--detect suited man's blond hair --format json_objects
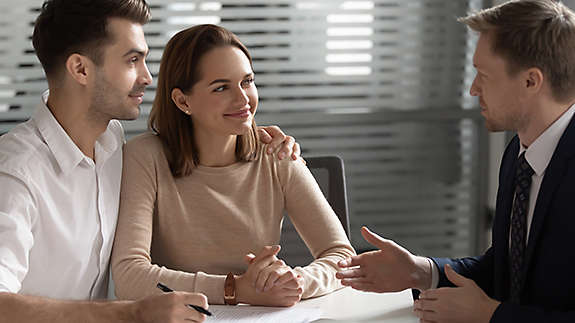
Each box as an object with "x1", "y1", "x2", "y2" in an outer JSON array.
[{"x1": 460, "y1": 0, "x2": 575, "y2": 103}]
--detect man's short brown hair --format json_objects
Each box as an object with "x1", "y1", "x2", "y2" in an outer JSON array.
[
  {"x1": 32, "y1": 0, "x2": 151, "y2": 79},
  {"x1": 459, "y1": 0, "x2": 575, "y2": 102}
]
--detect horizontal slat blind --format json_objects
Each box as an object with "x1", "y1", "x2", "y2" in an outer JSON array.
[{"x1": 0, "y1": 0, "x2": 487, "y2": 258}]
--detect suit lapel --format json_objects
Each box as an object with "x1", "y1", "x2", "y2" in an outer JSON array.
[
  {"x1": 521, "y1": 115, "x2": 575, "y2": 289},
  {"x1": 493, "y1": 136, "x2": 519, "y2": 299}
]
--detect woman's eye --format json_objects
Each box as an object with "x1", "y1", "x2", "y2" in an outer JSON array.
[
  {"x1": 242, "y1": 78, "x2": 254, "y2": 87},
  {"x1": 130, "y1": 57, "x2": 139, "y2": 64},
  {"x1": 213, "y1": 85, "x2": 227, "y2": 92}
]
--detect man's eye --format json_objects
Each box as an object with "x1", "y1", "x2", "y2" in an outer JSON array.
[
  {"x1": 213, "y1": 85, "x2": 227, "y2": 92},
  {"x1": 130, "y1": 57, "x2": 139, "y2": 63}
]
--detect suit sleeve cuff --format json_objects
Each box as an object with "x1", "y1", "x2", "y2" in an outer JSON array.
[{"x1": 428, "y1": 258, "x2": 439, "y2": 290}]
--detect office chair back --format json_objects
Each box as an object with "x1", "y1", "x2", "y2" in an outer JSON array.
[{"x1": 279, "y1": 155, "x2": 350, "y2": 267}]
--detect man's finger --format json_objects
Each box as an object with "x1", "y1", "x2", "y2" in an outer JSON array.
[
  {"x1": 420, "y1": 287, "x2": 448, "y2": 300},
  {"x1": 444, "y1": 264, "x2": 469, "y2": 288},
  {"x1": 413, "y1": 308, "x2": 438, "y2": 322},
  {"x1": 337, "y1": 256, "x2": 363, "y2": 268},
  {"x1": 181, "y1": 293, "x2": 209, "y2": 322},
  {"x1": 335, "y1": 267, "x2": 364, "y2": 279},
  {"x1": 260, "y1": 126, "x2": 286, "y2": 154},
  {"x1": 257, "y1": 127, "x2": 273, "y2": 144},
  {"x1": 414, "y1": 298, "x2": 437, "y2": 312},
  {"x1": 360, "y1": 226, "x2": 388, "y2": 250},
  {"x1": 276, "y1": 135, "x2": 295, "y2": 160},
  {"x1": 292, "y1": 142, "x2": 301, "y2": 160},
  {"x1": 245, "y1": 253, "x2": 256, "y2": 264},
  {"x1": 340, "y1": 277, "x2": 372, "y2": 285},
  {"x1": 184, "y1": 293, "x2": 209, "y2": 308}
]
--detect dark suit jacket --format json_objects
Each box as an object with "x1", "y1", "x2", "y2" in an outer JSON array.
[{"x1": 431, "y1": 115, "x2": 575, "y2": 322}]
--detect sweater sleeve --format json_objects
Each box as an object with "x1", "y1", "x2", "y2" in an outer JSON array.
[
  {"x1": 278, "y1": 158, "x2": 356, "y2": 299},
  {"x1": 110, "y1": 136, "x2": 226, "y2": 304}
]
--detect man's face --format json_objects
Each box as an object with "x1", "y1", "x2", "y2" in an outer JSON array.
[
  {"x1": 89, "y1": 18, "x2": 152, "y2": 121},
  {"x1": 470, "y1": 32, "x2": 527, "y2": 132}
]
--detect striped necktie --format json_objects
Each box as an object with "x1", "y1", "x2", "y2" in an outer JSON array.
[{"x1": 509, "y1": 152, "x2": 534, "y2": 303}]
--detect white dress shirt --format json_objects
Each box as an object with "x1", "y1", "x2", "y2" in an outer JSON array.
[
  {"x1": 519, "y1": 104, "x2": 575, "y2": 242},
  {"x1": 427, "y1": 103, "x2": 575, "y2": 290},
  {"x1": 0, "y1": 92, "x2": 124, "y2": 300}
]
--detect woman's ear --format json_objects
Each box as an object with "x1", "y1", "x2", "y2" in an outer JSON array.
[{"x1": 171, "y1": 88, "x2": 191, "y2": 115}]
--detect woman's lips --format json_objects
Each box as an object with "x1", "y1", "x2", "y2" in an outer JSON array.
[{"x1": 224, "y1": 109, "x2": 251, "y2": 118}]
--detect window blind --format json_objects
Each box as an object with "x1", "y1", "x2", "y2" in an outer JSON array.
[{"x1": 0, "y1": 0, "x2": 487, "y2": 257}]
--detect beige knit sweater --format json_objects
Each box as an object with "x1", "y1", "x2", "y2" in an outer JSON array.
[{"x1": 111, "y1": 133, "x2": 355, "y2": 304}]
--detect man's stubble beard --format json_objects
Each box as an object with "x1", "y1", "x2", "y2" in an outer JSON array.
[{"x1": 89, "y1": 71, "x2": 142, "y2": 122}]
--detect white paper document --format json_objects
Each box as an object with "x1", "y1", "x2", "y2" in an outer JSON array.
[{"x1": 206, "y1": 305, "x2": 322, "y2": 323}]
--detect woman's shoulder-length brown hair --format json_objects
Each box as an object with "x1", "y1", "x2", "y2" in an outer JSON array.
[{"x1": 149, "y1": 24, "x2": 259, "y2": 177}]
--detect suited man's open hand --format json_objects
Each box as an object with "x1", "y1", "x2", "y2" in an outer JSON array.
[{"x1": 336, "y1": 226, "x2": 432, "y2": 292}]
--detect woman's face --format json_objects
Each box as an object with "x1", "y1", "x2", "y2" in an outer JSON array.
[{"x1": 185, "y1": 46, "x2": 258, "y2": 138}]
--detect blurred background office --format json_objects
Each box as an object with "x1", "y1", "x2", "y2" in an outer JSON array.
[{"x1": 2, "y1": 0, "x2": 573, "y2": 258}]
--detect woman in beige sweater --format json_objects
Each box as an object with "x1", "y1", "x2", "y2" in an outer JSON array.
[{"x1": 111, "y1": 24, "x2": 355, "y2": 307}]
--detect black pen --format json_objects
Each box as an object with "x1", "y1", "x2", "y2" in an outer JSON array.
[{"x1": 156, "y1": 282, "x2": 213, "y2": 316}]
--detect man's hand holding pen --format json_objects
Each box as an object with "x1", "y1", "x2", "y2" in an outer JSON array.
[
  {"x1": 157, "y1": 282, "x2": 212, "y2": 317},
  {"x1": 133, "y1": 287, "x2": 209, "y2": 323}
]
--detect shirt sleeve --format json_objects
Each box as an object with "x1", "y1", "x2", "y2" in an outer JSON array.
[
  {"x1": 278, "y1": 158, "x2": 356, "y2": 299},
  {"x1": 111, "y1": 140, "x2": 227, "y2": 304},
  {"x1": 428, "y1": 258, "x2": 439, "y2": 290},
  {"x1": 0, "y1": 170, "x2": 36, "y2": 293}
]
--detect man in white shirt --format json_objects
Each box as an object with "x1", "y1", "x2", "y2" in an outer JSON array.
[
  {"x1": 0, "y1": 0, "x2": 298, "y2": 322},
  {"x1": 337, "y1": 1, "x2": 575, "y2": 322}
]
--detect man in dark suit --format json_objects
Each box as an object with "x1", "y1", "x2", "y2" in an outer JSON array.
[{"x1": 336, "y1": 1, "x2": 575, "y2": 322}]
